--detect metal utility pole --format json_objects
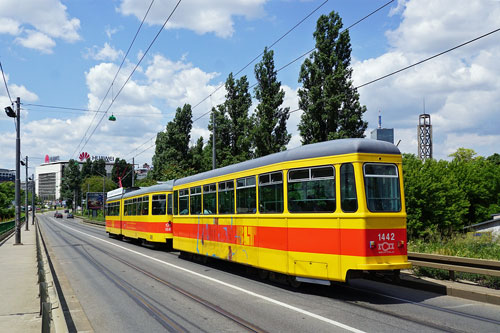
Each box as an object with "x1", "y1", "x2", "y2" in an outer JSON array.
[
  {"x1": 131, "y1": 157, "x2": 134, "y2": 187},
  {"x1": 102, "y1": 175, "x2": 105, "y2": 219},
  {"x1": 31, "y1": 174, "x2": 35, "y2": 225},
  {"x1": 15, "y1": 97, "x2": 21, "y2": 244},
  {"x1": 24, "y1": 156, "x2": 29, "y2": 231},
  {"x1": 212, "y1": 111, "x2": 216, "y2": 170}
]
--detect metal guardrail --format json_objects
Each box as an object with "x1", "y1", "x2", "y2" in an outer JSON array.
[
  {"x1": 408, "y1": 252, "x2": 500, "y2": 280},
  {"x1": 0, "y1": 216, "x2": 25, "y2": 241}
]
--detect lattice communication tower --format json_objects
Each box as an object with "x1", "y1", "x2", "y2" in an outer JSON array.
[{"x1": 417, "y1": 114, "x2": 432, "y2": 160}]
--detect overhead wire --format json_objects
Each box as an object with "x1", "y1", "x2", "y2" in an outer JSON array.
[
  {"x1": 0, "y1": 60, "x2": 13, "y2": 105},
  {"x1": 71, "y1": 0, "x2": 157, "y2": 159},
  {"x1": 192, "y1": 0, "x2": 395, "y2": 124},
  {"x1": 355, "y1": 26, "x2": 500, "y2": 89},
  {"x1": 123, "y1": 0, "x2": 331, "y2": 160},
  {"x1": 22, "y1": 104, "x2": 172, "y2": 118},
  {"x1": 128, "y1": 0, "x2": 396, "y2": 159},
  {"x1": 76, "y1": 0, "x2": 182, "y2": 157}
]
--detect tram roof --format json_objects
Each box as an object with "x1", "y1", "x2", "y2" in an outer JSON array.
[
  {"x1": 175, "y1": 138, "x2": 400, "y2": 186},
  {"x1": 122, "y1": 180, "x2": 175, "y2": 199}
]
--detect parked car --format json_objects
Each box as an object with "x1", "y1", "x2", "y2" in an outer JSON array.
[
  {"x1": 67, "y1": 213, "x2": 74, "y2": 219},
  {"x1": 55, "y1": 212, "x2": 63, "y2": 218},
  {"x1": 64, "y1": 209, "x2": 69, "y2": 213},
  {"x1": 54, "y1": 211, "x2": 59, "y2": 217}
]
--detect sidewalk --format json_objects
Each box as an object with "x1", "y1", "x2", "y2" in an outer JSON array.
[{"x1": 0, "y1": 221, "x2": 41, "y2": 333}]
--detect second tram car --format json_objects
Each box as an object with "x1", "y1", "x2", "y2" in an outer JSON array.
[{"x1": 105, "y1": 181, "x2": 175, "y2": 245}]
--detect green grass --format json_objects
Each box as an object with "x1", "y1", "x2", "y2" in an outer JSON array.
[{"x1": 408, "y1": 233, "x2": 500, "y2": 289}]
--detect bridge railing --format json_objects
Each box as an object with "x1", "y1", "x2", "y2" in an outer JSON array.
[{"x1": 408, "y1": 252, "x2": 500, "y2": 280}]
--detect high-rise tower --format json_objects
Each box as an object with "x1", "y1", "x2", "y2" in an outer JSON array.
[{"x1": 418, "y1": 113, "x2": 432, "y2": 160}]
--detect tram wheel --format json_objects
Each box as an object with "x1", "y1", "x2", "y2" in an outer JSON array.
[
  {"x1": 258, "y1": 269, "x2": 269, "y2": 280},
  {"x1": 287, "y1": 276, "x2": 302, "y2": 288}
]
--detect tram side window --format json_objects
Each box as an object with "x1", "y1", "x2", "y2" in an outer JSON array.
[
  {"x1": 179, "y1": 189, "x2": 189, "y2": 215},
  {"x1": 167, "y1": 194, "x2": 173, "y2": 215},
  {"x1": 218, "y1": 180, "x2": 234, "y2": 214},
  {"x1": 142, "y1": 196, "x2": 149, "y2": 215},
  {"x1": 237, "y1": 176, "x2": 256, "y2": 214},
  {"x1": 190, "y1": 186, "x2": 202, "y2": 215},
  {"x1": 341, "y1": 163, "x2": 358, "y2": 212},
  {"x1": 259, "y1": 172, "x2": 283, "y2": 213},
  {"x1": 203, "y1": 184, "x2": 216, "y2": 214},
  {"x1": 115, "y1": 203, "x2": 120, "y2": 216},
  {"x1": 287, "y1": 166, "x2": 336, "y2": 213},
  {"x1": 152, "y1": 194, "x2": 166, "y2": 215},
  {"x1": 364, "y1": 163, "x2": 401, "y2": 212},
  {"x1": 174, "y1": 191, "x2": 178, "y2": 215}
]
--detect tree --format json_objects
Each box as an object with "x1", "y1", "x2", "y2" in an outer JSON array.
[
  {"x1": 298, "y1": 11, "x2": 367, "y2": 144},
  {"x1": 80, "y1": 159, "x2": 93, "y2": 180},
  {"x1": 81, "y1": 176, "x2": 116, "y2": 196},
  {"x1": 152, "y1": 104, "x2": 194, "y2": 180},
  {"x1": 0, "y1": 181, "x2": 15, "y2": 220},
  {"x1": 252, "y1": 47, "x2": 290, "y2": 157},
  {"x1": 402, "y1": 154, "x2": 468, "y2": 239},
  {"x1": 60, "y1": 159, "x2": 82, "y2": 209},
  {"x1": 111, "y1": 158, "x2": 134, "y2": 187},
  {"x1": 206, "y1": 73, "x2": 253, "y2": 168},
  {"x1": 189, "y1": 136, "x2": 206, "y2": 173},
  {"x1": 92, "y1": 159, "x2": 107, "y2": 177},
  {"x1": 205, "y1": 105, "x2": 232, "y2": 168},
  {"x1": 486, "y1": 153, "x2": 500, "y2": 165}
]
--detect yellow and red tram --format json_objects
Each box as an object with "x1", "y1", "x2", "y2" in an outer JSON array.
[
  {"x1": 105, "y1": 181, "x2": 174, "y2": 245},
  {"x1": 171, "y1": 138, "x2": 411, "y2": 283}
]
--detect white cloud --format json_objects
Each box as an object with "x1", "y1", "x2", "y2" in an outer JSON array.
[
  {"x1": 118, "y1": 0, "x2": 267, "y2": 38},
  {"x1": 84, "y1": 43, "x2": 124, "y2": 61},
  {"x1": 15, "y1": 30, "x2": 56, "y2": 54},
  {"x1": 0, "y1": 17, "x2": 21, "y2": 35},
  {"x1": 352, "y1": 0, "x2": 500, "y2": 160},
  {"x1": 0, "y1": 0, "x2": 80, "y2": 52}
]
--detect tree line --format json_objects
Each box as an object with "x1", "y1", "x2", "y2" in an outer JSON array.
[{"x1": 403, "y1": 150, "x2": 500, "y2": 240}]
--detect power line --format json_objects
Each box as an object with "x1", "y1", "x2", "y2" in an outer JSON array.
[
  {"x1": 22, "y1": 104, "x2": 172, "y2": 118},
  {"x1": 191, "y1": 0, "x2": 331, "y2": 115},
  {"x1": 0, "y1": 60, "x2": 13, "y2": 105},
  {"x1": 192, "y1": 0, "x2": 395, "y2": 124},
  {"x1": 72, "y1": 0, "x2": 157, "y2": 159},
  {"x1": 77, "y1": 0, "x2": 182, "y2": 157},
  {"x1": 355, "y1": 27, "x2": 500, "y2": 89}
]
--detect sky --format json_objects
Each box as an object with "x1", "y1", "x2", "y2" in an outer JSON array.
[{"x1": 1, "y1": 0, "x2": 499, "y2": 179}]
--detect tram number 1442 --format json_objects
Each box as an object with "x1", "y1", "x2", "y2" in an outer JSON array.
[{"x1": 378, "y1": 233, "x2": 395, "y2": 241}]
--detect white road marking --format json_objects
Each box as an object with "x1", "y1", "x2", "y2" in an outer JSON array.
[{"x1": 51, "y1": 219, "x2": 365, "y2": 333}]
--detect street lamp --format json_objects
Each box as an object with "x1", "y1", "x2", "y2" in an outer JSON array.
[{"x1": 5, "y1": 97, "x2": 21, "y2": 244}]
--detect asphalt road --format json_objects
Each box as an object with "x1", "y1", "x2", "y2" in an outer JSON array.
[{"x1": 38, "y1": 213, "x2": 500, "y2": 333}]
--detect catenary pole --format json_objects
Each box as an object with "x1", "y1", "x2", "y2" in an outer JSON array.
[
  {"x1": 14, "y1": 97, "x2": 21, "y2": 244},
  {"x1": 25, "y1": 156, "x2": 28, "y2": 231},
  {"x1": 31, "y1": 174, "x2": 35, "y2": 225}
]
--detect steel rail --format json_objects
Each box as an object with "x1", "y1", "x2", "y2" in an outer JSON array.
[
  {"x1": 46, "y1": 217, "x2": 266, "y2": 333},
  {"x1": 408, "y1": 252, "x2": 500, "y2": 279}
]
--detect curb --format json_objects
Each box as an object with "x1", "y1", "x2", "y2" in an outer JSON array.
[
  {"x1": 38, "y1": 215, "x2": 95, "y2": 332},
  {"x1": 398, "y1": 272, "x2": 500, "y2": 306},
  {"x1": 36, "y1": 218, "x2": 68, "y2": 332}
]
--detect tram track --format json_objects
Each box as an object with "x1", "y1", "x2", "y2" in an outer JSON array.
[
  {"x1": 44, "y1": 216, "x2": 500, "y2": 332},
  {"x1": 42, "y1": 217, "x2": 266, "y2": 332}
]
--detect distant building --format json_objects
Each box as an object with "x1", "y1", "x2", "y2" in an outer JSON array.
[
  {"x1": 35, "y1": 160, "x2": 115, "y2": 202},
  {"x1": 370, "y1": 111, "x2": 394, "y2": 144},
  {"x1": 135, "y1": 163, "x2": 151, "y2": 180},
  {"x1": 371, "y1": 128, "x2": 394, "y2": 144},
  {"x1": 0, "y1": 168, "x2": 15, "y2": 183},
  {"x1": 464, "y1": 214, "x2": 500, "y2": 238}
]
